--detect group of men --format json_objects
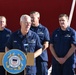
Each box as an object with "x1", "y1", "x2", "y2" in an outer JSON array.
[{"x1": 0, "y1": 11, "x2": 76, "y2": 75}]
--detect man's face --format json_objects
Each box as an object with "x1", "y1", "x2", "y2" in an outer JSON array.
[
  {"x1": 59, "y1": 16, "x2": 68, "y2": 29},
  {"x1": 0, "y1": 17, "x2": 6, "y2": 29},
  {"x1": 30, "y1": 14, "x2": 39, "y2": 26},
  {"x1": 20, "y1": 17, "x2": 31, "y2": 32}
]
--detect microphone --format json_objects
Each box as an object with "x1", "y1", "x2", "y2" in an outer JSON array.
[{"x1": 24, "y1": 44, "x2": 28, "y2": 55}]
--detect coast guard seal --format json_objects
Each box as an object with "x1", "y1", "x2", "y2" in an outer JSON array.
[{"x1": 2, "y1": 49, "x2": 27, "y2": 74}]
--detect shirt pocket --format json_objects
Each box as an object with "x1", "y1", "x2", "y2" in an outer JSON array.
[
  {"x1": 38, "y1": 33, "x2": 44, "y2": 41},
  {"x1": 54, "y1": 36, "x2": 60, "y2": 44},
  {"x1": 13, "y1": 41, "x2": 21, "y2": 49},
  {"x1": 28, "y1": 42, "x2": 36, "y2": 52},
  {"x1": 64, "y1": 37, "x2": 71, "y2": 44}
]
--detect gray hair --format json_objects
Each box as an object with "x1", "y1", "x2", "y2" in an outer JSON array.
[{"x1": 20, "y1": 14, "x2": 31, "y2": 22}]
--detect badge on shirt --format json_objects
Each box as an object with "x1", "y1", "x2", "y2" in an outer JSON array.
[
  {"x1": 28, "y1": 39, "x2": 36, "y2": 43},
  {"x1": 65, "y1": 34, "x2": 71, "y2": 37},
  {"x1": 55, "y1": 34, "x2": 58, "y2": 37},
  {"x1": 6, "y1": 34, "x2": 10, "y2": 37},
  {"x1": 38, "y1": 32, "x2": 44, "y2": 35}
]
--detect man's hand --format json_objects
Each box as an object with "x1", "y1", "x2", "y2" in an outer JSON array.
[{"x1": 56, "y1": 57, "x2": 67, "y2": 64}]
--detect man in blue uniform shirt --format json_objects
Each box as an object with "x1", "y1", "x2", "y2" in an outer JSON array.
[
  {"x1": 0, "y1": 16, "x2": 12, "y2": 75},
  {"x1": 30, "y1": 11, "x2": 50, "y2": 75},
  {"x1": 50, "y1": 14, "x2": 76, "y2": 75},
  {"x1": 5, "y1": 14, "x2": 42, "y2": 75}
]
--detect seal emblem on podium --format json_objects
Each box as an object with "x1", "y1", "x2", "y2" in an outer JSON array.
[{"x1": 2, "y1": 49, "x2": 27, "y2": 74}]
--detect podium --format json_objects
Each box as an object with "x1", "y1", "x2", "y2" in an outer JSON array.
[{"x1": 0, "y1": 51, "x2": 34, "y2": 75}]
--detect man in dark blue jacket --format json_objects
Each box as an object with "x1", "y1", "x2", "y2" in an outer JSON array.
[
  {"x1": 50, "y1": 14, "x2": 76, "y2": 75},
  {"x1": 30, "y1": 11, "x2": 50, "y2": 75},
  {"x1": 0, "y1": 16, "x2": 12, "y2": 75},
  {"x1": 5, "y1": 14, "x2": 42, "y2": 75}
]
